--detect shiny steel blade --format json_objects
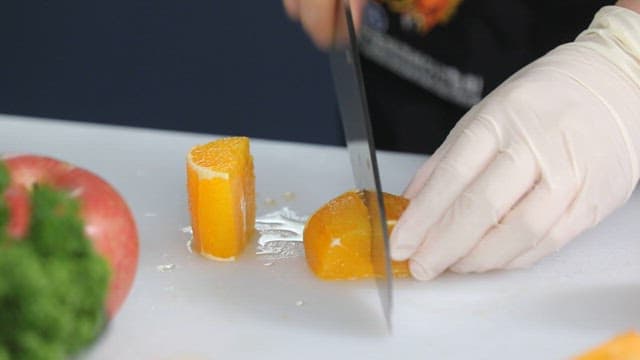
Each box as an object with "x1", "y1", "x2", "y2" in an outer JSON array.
[{"x1": 329, "y1": 0, "x2": 393, "y2": 331}]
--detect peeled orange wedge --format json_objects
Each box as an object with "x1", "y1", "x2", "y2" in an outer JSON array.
[
  {"x1": 303, "y1": 190, "x2": 409, "y2": 280},
  {"x1": 575, "y1": 332, "x2": 640, "y2": 360},
  {"x1": 186, "y1": 137, "x2": 255, "y2": 261}
]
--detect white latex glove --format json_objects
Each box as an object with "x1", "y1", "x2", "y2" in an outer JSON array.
[{"x1": 390, "y1": 6, "x2": 640, "y2": 280}]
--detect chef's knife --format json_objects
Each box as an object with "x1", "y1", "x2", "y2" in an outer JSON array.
[{"x1": 328, "y1": 1, "x2": 393, "y2": 331}]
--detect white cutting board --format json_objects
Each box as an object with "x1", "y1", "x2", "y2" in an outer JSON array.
[{"x1": 2, "y1": 114, "x2": 640, "y2": 360}]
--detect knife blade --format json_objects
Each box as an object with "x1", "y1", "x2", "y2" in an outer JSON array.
[{"x1": 328, "y1": 0, "x2": 393, "y2": 331}]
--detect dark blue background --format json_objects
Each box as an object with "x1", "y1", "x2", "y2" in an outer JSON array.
[{"x1": 0, "y1": 1, "x2": 343, "y2": 145}]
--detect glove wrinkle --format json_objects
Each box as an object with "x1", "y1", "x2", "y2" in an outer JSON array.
[{"x1": 543, "y1": 62, "x2": 639, "y2": 193}]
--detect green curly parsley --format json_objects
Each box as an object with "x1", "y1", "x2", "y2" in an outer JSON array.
[
  {"x1": 0, "y1": 162, "x2": 9, "y2": 246},
  {"x1": 0, "y1": 161, "x2": 111, "y2": 360}
]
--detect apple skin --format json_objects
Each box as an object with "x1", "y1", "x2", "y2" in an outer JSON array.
[{"x1": 2, "y1": 154, "x2": 139, "y2": 318}]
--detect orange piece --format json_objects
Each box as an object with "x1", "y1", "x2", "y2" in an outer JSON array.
[
  {"x1": 575, "y1": 332, "x2": 640, "y2": 360},
  {"x1": 186, "y1": 137, "x2": 255, "y2": 261},
  {"x1": 303, "y1": 190, "x2": 409, "y2": 279}
]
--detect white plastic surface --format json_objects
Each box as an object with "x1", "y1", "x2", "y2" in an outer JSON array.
[{"x1": 2, "y1": 114, "x2": 640, "y2": 359}]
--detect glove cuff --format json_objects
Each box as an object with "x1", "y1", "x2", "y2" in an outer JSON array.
[
  {"x1": 577, "y1": 6, "x2": 640, "y2": 90},
  {"x1": 572, "y1": 6, "x2": 640, "y2": 193}
]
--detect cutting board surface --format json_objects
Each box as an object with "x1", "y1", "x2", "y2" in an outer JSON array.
[{"x1": 2, "y1": 115, "x2": 640, "y2": 359}]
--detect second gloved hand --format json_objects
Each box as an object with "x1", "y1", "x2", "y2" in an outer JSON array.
[{"x1": 390, "y1": 6, "x2": 640, "y2": 280}]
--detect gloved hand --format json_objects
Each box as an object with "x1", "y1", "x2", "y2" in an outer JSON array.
[
  {"x1": 282, "y1": 0, "x2": 367, "y2": 49},
  {"x1": 390, "y1": 5, "x2": 640, "y2": 280}
]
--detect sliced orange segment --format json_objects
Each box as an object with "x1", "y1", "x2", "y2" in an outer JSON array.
[
  {"x1": 303, "y1": 190, "x2": 409, "y2": 280},
  {"x1": 575, "y1": 332, "x2": 640, "y2": 360},
  {"x1": 186, "y1": 137, "x2": 255, "y2": 261}
]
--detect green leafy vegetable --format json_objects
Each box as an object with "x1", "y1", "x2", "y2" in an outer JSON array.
[
  {"x1": 0, "y1": 162, "x2": 9, "y2": 245},
  {"x1": 0, "y1": 167, "x2": 111, "y2": 360},
  {"x1": 0, "y1": 161, "x2": 8, "y2": 192}
]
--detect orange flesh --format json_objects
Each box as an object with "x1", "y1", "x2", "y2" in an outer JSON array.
[
  {"x1": 186, "y1": 137, "x2": 255, "y2": 260},
  {"x1": 303, "y1": 190, "x2": 409, "y2": 279},
  {"x1": 575, "y1": 332, "x2": 640, "y2": 360}
]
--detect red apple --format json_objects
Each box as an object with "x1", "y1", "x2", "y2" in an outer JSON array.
[{"x1": 2, "y1": 154, "x2": 139, "y2": 318}]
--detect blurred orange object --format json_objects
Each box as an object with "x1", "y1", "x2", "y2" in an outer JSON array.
[
  {"x1": 303, "y1": 190, "x2": 409, "y2": 279},
  {"x1": 575, "y1": 332, "x2": 640, "y2": 360},
  {"x1": 383, "y1": 0, "x2": 463, "y2": 33},
  {"x1": 186, "y1": 137, "x2": 255, "y2": 260}
]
